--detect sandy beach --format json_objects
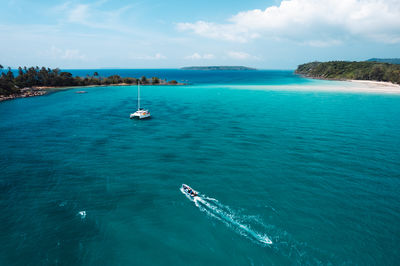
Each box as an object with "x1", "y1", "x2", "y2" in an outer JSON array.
[
  {"x1": 232, "y1": 80, "x2": 400, "y2": 94},
  {"x1": 349, "y1": 80, "x2": 400, "y2": 91},
  {"x1": 2, "y1": 79, "x2": 400, "y2": 103}
]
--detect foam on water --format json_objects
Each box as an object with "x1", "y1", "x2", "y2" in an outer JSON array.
[
  {"x1": 187, "y1": 196, "x2": 330, "y2": 264},
  {"x1": 180, "y1": 186, "x2": 273, "y2": 245},
  {"x1": 78, "y1": 211, "x2": 86, "y2": 219}
]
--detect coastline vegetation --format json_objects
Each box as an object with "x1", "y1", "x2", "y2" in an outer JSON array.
[
  {"x1": 0, "y1": 65, "x2": 179, "y2": 99},
  {"x1": 296, "y1": 61, "x2": 400, "y2": 84}
]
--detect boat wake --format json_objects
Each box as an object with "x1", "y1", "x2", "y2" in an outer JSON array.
[
  {"x1": 180, "y1": 185, "x2": 339, "y2": 263},
  {"x1": 180, "y1": 186, "x2": 272, "y2": 245}
]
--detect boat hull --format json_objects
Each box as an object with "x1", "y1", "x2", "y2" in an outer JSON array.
[
  {"x1": 130, "y1": 110, "x2": 151, "y2": 119},
  {"x1": 181, "y1": 184, "x2": 198, "y2": 197},
  {"x1": 130, "y1": 114, "x2": 151, "y2": 119}
]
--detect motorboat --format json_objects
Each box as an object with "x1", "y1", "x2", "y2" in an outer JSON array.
[{"x1": 181, "y1": 184, "x2": 198, "y2": 197}]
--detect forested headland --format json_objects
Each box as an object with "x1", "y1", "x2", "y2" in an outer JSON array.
[
  {"x1": 295, "y1": 61, "x2": 400, "y2": 84},
  {"x1": 0, "y1": 65, "x2": 180, "y2": 100}
]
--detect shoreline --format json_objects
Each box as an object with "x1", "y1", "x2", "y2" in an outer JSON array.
[
  {"x1": 0, "y1": 89, "x2": 47, "y2": 102},
  {"x1": 229, "y1": 79, "x2": 400, "y2": 94},
  {"x1": 297, "y1": 73, "x2": 400, "y2": 86},
  {"x1": 348, "y1": 79, "x2": 400, "y2": 88},
  {"x1": 0, "y1": 82, "x2": 186, "y2": 102},
  {"x1": 294, "y1": 75, "x2": 400, "y2": 94},
  {"x1": 3, "y1": 79, "x2": 400, "y2": 102}
]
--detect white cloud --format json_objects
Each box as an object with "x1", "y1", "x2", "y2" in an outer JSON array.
[
  {"x1": 177, "y1": 0, "x2": 400, "y2": 45},
  {"x1": 62, "y1": 49, "x2": 87, "y2": 60},
  {"x1": 177, "y1": 21, "x2": 253, "y2": 43},
  {"x1": 154, "y1": 53, "x2": 167, "y2": 60},
  {"x1": 227, "y1": 51, "x2": 260, "y2": 60},
  {"x1": 203, "y1": 53, "x2": 215, "y2": 59},
  {"x1": 45, "y1": 46, "x2": 87, "y2": 60},
  {"x1": 131, "y1": 53, "x2": 167, "y2": 60},
  {"x1": 68, "y1": 4, "x2": 89, "y2": 24},
  {"x1": 303, "y1": 39, "x2": 343, "y2": 47},
  {"x1": 185, "y1": 53, "x2": 215, "y2": 60},
  {"x1": 53, "y1": 1, "x2": 134, "y2": 32},
  {"x1": 227, "y1": 51, "x2": 250, "y2": 59},
  {"x1": 185, "y1": 52, "x2": 202, "y2": 59}
]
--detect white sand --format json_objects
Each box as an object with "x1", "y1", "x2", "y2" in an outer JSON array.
[{"x1": 230, "y1": 80, "x2": 400, "y2": 94}]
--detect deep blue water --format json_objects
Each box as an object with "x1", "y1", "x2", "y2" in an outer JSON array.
[{"x1": 1, "y1": 70, "x2": 400, "y2": 265}]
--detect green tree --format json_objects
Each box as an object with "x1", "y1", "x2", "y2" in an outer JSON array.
[
  {"x1": 141, "y1": 76, "x2": 148, "y2": 84},
  {"x1": 369, "y1": 65, "x2": 384, "y2": 81},
  {"x1": 6, "y1": 67, "x2": 14, "y2": 82},
  {"x1": 296, "y1": 61, "x2": 400, "y2": 84},
  {"x1": 0, "y1": 64, "x2": 170, "y2": 97}
]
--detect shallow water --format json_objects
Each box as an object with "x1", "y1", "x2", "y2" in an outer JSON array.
[{"x1": 1, "y1": 70, "x2": 400, "y2": 265}]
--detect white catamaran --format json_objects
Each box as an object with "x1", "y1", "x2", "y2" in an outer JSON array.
[{"x1": 130, "y1": 80, "x2": 151, "y2": 119}]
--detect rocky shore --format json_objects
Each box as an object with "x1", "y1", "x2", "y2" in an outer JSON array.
[
  {"x1": 0, "y1": 87, "x2": 47, "y2": 102},
  {"x1": 0, "y1": 82, "x2": 186, "y2": 102}
]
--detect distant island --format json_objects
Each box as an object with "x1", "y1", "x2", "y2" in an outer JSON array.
[
  {"x1": 367, "y1": 58, "x2": 400, "y2": 64},
  {"x1": 0, "y1": 65, "x2": 181, "y2": 101},
  {"x1": 295, "y1": 61, "x2": 400, "y2": 85},
  {"x1": 181, "y1": 66, "x2": 257, "y2": 71}
]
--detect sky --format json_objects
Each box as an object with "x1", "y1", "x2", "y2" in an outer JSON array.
[{"x1": 0, "y1": 0, "x2": 400, "y2": 69}]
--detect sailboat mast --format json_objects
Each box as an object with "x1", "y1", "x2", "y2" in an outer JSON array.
[{"x1": 138, "y1": 80, "x2": 140, "y2": 110}]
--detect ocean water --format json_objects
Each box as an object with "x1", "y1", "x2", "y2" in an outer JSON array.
[{"x1": 1, "y1": 70, "x2": 400, "y2": 265}]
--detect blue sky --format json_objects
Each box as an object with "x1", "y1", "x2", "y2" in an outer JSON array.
[{"x1": 1, "y1": 0, "x2": 399, "y2": 69}]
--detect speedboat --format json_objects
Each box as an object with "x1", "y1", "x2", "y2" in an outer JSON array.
[{"x1": 181, "y1": 184, "x2": 198, "y2": 197}]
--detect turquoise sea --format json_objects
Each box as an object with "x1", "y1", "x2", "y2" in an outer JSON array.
[{"x1": 1, "y1": 70, "x2": 400, "y2": 265}]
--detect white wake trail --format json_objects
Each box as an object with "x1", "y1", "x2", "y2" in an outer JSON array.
[{"x1": 181, "y1": 188, "x2": 272, "y2": 245}]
